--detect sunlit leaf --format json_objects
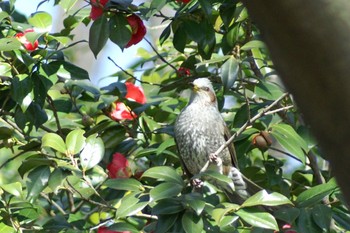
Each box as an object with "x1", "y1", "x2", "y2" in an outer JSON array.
[
  {"x1": 80, "y1": 134, "x2": 104, "y2": 171},
  {"x1": 42, "y1": 133, "x2": 66, "y2": 154}
]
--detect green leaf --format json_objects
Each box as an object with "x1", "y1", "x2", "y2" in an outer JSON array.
[
  {"x1": 142, "y1": 166, "x2": 184, "y2": 186},
  {"x1": 0, "y1": 182, "x2": 22, "y2": 197},
  {"x1": 61, "y1": 62, "x2": 90, "y2": 80},
  {"x1": 274, "y1": 207, "x2": 300, "y2": 223},
  {"x1": 89, "y1": 14, "x2": 109, "y2": 57},
  {"x1": 152, "y1": 198, "x2": 184, "y2": 215},
  {"x1": 109, "y1": 14, "x2": 132, "y2": 49},
  {"x1": 11, "y1": 75, "x2": 33, "y2": 105},
  {"x1": 296, "y1": 208, "x2": 320, "y2": 233},
  {"x1": 66, "y1": 129, "x2": 86, "y2": 155},
  {"x1": 173, "y1": 25, "x2": 187, "y2": 53},
  {"x1": 104, "y1": 178, "x2": 143, "y2": 192},
  {"x1": 236, "y1": 209, "x2": 278, "y2": 230},
  {"x1": 311, "y1": 204, "x2": 332, "y2": 231},
  {"x1": 28, "y1": 11, "x2": 52, "y2": 30},
  {"x1": 241, "y1": 40, "x2": 265, "y2": 51},
  {"x1": 150, "y1": 182, "x2": 183, "y2": 202},
  {"x1": 0, "y1": 11, "x2": 9, "y2": 23},
  {"x1": 156, "y1": 214, "x2": 179, "y2": 233},
  {"x1": 198, "y1": 22, "x2": 215, "y2": 59},
  {"x1": 212, "y1": 202, "x2": 239, "y2": 224},
  {"x1": 26, "y1": 166, "x2": 50, "y2": 200},
  {"x1": 116, "y1": 192, "x2": 148, "y2": 218},
  {"x1": 296, "y1": 178, "x2": 338, "y2": 208},
  {"x1": 48, "y1": 168, "x2": 65, "y2": 193},
  {"x1": 255, "y1": 81, "x2": 284, "y2": 100},
  {"x1": 0, "y1": 38, "x2": 22, "y2": 51},
  {"x1": 59, "y1": 0, "x2": 79, "y2": 12},
  {"x1": 42, "y1": 133, "x2": 67, "y2": 154},
  {"x1": 80, "y1": 134, "x2": 105, "y2": 171},
  {"x1": 221, "y1": 56, "x2": 239, "y2": 92},
  {"x1": 270, "y1": 124, "x2": 308, "y2": 164},
  {"x1": 182, "y1": 210, "x2": 203, "y2": 233},
  {"x1": 241, "y1": 190, "x2": 293, "y2": 207},
  {"x1": 109, "y1": 222, "x2": 140, "y2": 233},
  {"x1": 159, "y1": 24, "x2": 171, "y2": 45},
  {"x1": 183, "y1": 193, "x2": 206, "y2": 215}
]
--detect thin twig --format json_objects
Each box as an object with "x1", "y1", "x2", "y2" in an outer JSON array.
[
  {"x1": 107, "y1": 57, "x2": 163, "y2": 87},
  {"x1": 264, "y1": 105, "x2": 294, "y2": 115},
  {"x1": 46, "y1": 95, "x2": 63, "y2": 136},
  {"x1": 40, "y1": 193, "x2": 67, "y2": 215},
  {"x1": 144, "y1": 37, "x2": 178, "y2": 72}
]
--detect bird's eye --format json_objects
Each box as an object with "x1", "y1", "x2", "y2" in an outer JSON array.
[{"x1": 202, "y1": 87, "x2": 210, "y2": 91}]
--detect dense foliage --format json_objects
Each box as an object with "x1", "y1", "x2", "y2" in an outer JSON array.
[{"x1": 0, "y1": 0, "x2": 349, "y2": 232}]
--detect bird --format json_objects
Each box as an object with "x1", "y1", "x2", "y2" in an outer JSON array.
[{"x1": 174, "y1": 78, "x2": 260, "y2": 203}]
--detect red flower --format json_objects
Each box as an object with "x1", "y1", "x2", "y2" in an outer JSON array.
[
  {"x1": 177, "y1": 67, "x2": 191, "y2": 77},
  {"x1": 90, "y1": 0, "x2": 108, "y2": 20},
  {"x1": 176, "y1": 0, "x2": 191, "y2": 4},
  {"x1": 107, "y1": 153, "x2": 132, "y2": 179},
  {"x1": 109, "y1": 82, "x2": 146, "y2": 121},
  {"x1": 125, "y1": 82, "x2": 147, "y2": 104},
  {"x1": 15, "y1": 29, "x2": 38, "y2": 52},
  {"x1": 110, "y1": 102, "x2": 136, "y2": 121},
  {"x1": 125, "y1": 14, "x2": 146, "y2": 48}
]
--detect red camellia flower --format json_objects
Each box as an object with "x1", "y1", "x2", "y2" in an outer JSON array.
[
  {"x1": 15, "y1": 29, "x2": 38, "y2": 52},
  {"x1": 90, "y1": 0, "x2": 108, "y2": 20},
  {"x1": 176, "y1": 0, "x2": 191, "y2": 4},
  {"x1": 125, "y1": 82, "x2": 147, "y2": 104},
  {"x1": 109, "y1": 82, "x2": 146, "y2": 121},
  {"x1": 125, "y1": 14, "x2": 147, "y2": 48},
  {"x1": 107, "y1": 153, "x2": 132, "y2": 179},
  {"x1": 97, "y1": 226, "x2": 131, "y2": 233},
  {"x1": 110, "y1": 102, "x2": 135, "y2": 121}
]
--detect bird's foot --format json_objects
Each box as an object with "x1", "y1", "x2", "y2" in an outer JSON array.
[
  {"x1": 209, "y1": 153, "x2": 222, "y2": 167},
  {"x1": 191, "y1": 178, "x2": 204, "y2": 189}
]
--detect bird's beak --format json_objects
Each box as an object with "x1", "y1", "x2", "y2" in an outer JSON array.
[{"x1": 190, "y1": 82, "x2": 200, "y2": 92}]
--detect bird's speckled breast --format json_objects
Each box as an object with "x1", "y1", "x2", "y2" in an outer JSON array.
[{"x1": 174, "y1": 101, "x2": 230, "y2": 175}]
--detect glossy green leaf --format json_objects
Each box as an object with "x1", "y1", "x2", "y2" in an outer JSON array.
[
  {"x1": 274, "y1": 207, "x2": 300, "y2": 223},
  {"x1": 173, "y1": 26, "x2": 187, "y2": 53},
  {"x1": 109, "y1": 14, "x2": 132, "y2": 49},
  {"x1": 296, "y1": 208, "x2": 320, "y2": 233},
  {"x1": 296, "y1": 178, "x2": 338, "y2": 208},
  {"x1": 42, "y1": 133, "x2": 67, "y2": 154},
  {"x1": 0, "y1": 222, "x2": 16, "y2": 233},
  {"x1": 48, "y1": 168, "x2": 65, "y2": 193},
  {"x1": 159, "y1": 24, "x2": 171, "y2": 45},
  {"x1": 26, "y1": 166, "x2": 50, "y2": 200},
  {"x1": 109, "y1": 222, "x2": 139, "y2": 233},
  {"x1": 142, "y1": 166, "x2": 184, "y2": 186},
  {"x1": 89, "y1": 14, "x2": 109, "y2": 57},
  {"x1": 0, "y1": 11, "x2": 9, "y2": 22},
  {"x1": 61, "y1": 62, "x2": 90, "y2": 80},
  {"x1": 28, "y1": 11, "x2": 52, "y2": 30},
  {"x1": 0, "y1": 38, "x2": 22, "y2": 51},
  {"x1": 212, "y1": 202, "x2": 239, "y2": 224},
  {"x1": 270, "y1": 124, "x2": 308, "y2": 164},
  {"x1": 236, "y1": 209, "x2": 278, "y2": 230},
  {"x1": 80, "y1": 134, "x2": 104, "y2": 171},
  {"x1": 150, "y1": 182, "x2": 183, "y2": 202},
  {"x1": 116, "y1": 192, "x2": 148, "y2": 218},
  {"x1": 184, "y1": 194, "x2": 206, "y2": 215},
  {"x1": 156, "y1": 214, "x2": 179, "y2": 233},
  {"x1": 152, "y1": 198, "x2": 184, "y2": 215},
  {"x1": 311, "y1": 204, "x2": 331, "y2": 231},
  {"x1": 182, "y1": 210, "x2": 203, "y2": 233},
  {"x1": 66, "y1": 129, "x2": 86, "y2": 155},
  {"x1": 59, "y1": 0, "x2": 79, "y2": 12},
  {"x1": 104, "y1": 178, "x2": 143, "y2": 192},
  {"x1": 11, "y1": 75, "x2": 33, "y2": 104},
  {"x1": 240, "y1": 40, "x2": 265, "y2": 51},
  {"x1": 255, "y1": 81, "x2": 284, "y2": 100},
  {"x1": 0, "y1": 182, "x2": 22, "y2": 197},
  {"x1": 241, "y1": 190, "x2": 292, "y2": 207},
  {"x1": 221, "y1": 56, "x2": 239, "y2": 92},
  {"x1": 18, "y1": 157, "x2": 55, "y2": 178}
]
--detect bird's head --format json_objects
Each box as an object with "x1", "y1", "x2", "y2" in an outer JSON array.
[{"x1": 190, "y1": 78, "x2": 217, "y2": 106}]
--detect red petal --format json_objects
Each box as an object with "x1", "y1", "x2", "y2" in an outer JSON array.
[
  {"x1": 110, "y1": 102, "x2": 137, "y2": 121},
  {"x1": 125, "y1": 82, "x2": 147, "y2": 104},
  {"x1": 15, "y1": 29, "x2": 39, "y2": 52},
  {"x1": 125, "y1": 14, "x2": 146, "y2": 48},
  {"x1": 89, "y1": 0, "x2": 109, "y2": 20},
  {"x1": 107, "y1": 153, "x2": 131, "y2": 179}
]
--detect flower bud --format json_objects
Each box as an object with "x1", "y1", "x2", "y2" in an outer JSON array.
[{"x1": 252, "y1": 131, "x2": 272, "y2": 150}]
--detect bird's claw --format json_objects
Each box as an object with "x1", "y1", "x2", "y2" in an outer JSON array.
[
  {"x1": 191, "y1": 178, "x2": 204, "y2": 189},
  {"x1": 209, "y1": 153, "x2": 222, "y2": 167}
]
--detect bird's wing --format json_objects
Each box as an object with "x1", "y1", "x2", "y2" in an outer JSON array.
[
  {"x1": 174, "y1": 137, "x2": 194, "y2": 178},
  {"x1": 224, "y1": 126, "x2": 238, "y2": 167}
]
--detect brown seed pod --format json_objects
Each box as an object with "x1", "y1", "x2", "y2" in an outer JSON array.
[{"x1": 252, "y1": 131, "x2": 273, "y2": 150}]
